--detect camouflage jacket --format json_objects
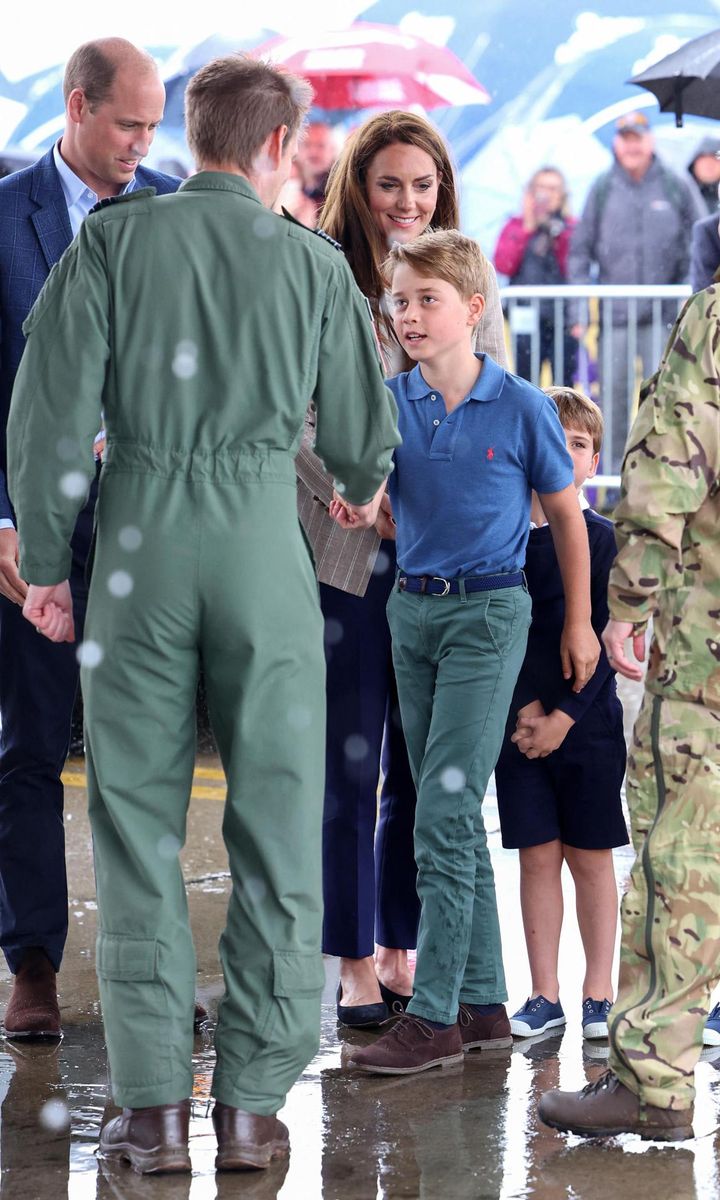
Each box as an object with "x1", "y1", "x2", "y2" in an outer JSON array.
[{"x1": 609, "y1": 287, "x2": 720, "y2": 711}]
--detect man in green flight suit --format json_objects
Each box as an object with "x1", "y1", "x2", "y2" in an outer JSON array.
[
  {"x1": 538, "y1": 285, "x2": 720, "y2": 1141},
  {"x1": 6, "y1": 54, "x2": 399, "y2": 1174}
]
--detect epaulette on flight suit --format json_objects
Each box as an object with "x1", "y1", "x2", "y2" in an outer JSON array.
[
  {"x1": 88, "y1": 187, "x2": 157, "y2": 217},
  {"x1": 280, "y1": 207, "x2": 343, "y2": 252}
]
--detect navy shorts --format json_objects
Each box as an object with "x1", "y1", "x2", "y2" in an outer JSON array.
[{"x1": 494, "y1": 703, "x2": 629, "y2": 850}]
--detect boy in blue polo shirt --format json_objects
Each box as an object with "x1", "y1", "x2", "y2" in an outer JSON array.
[{"x1": 330, "y1": 230, "x2": 599, "y2": 1076}]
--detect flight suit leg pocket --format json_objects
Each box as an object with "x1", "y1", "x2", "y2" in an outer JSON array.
[
  {"x1": 96, "y1": 933, "x2": 173, "y2": 1089},
  {"x1": 258, "y1": 950, "x2": 326, "y2": 1075}
]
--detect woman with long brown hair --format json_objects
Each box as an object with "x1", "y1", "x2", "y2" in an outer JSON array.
[{"x1": 296, "y1": 110, "x2": 507, "y2": 1028}]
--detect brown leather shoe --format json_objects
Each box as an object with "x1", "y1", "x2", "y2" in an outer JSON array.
[
  {"x1": 193, "y1": 1001, "x2": 208, "y2": 1032},
  {"x1": 3, "y1": 948, "x2": 61, "y2": 1040},
  {"x1": 213, "y1": 1102, "x2": 290, "y2": 1170},
  {"x1": 458, "y1": 1003, "x2": 512, "y2": 1051},
  {"x1": 538, "y1": 1070, "x2": 694, "y2": 1141},
  {"x1": 99, "y1": 1100, "x2": 192, "y2": 1173},
  {"x1": 349, "y1": 1014, "x2": 464, "y2": 1075}
]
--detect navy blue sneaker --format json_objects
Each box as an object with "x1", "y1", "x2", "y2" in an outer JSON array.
[
  {"x1": 510, "y1": 995, "x2": 565, "y2": 1037},
  {"x1": 704, "y1": 1003, "x2": 720, "y2": 1046},
  {"x1": 582, "y1": 998, "x2": 612, "y2": 1039}
]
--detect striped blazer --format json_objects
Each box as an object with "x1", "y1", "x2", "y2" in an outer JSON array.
[{"x1": 296, "y1": 261, "x2": 509, "y2": 596}]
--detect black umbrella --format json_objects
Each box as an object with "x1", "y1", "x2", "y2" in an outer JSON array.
[{"x1": 628, "y1": 28, "x2": 720, "y2": 126}]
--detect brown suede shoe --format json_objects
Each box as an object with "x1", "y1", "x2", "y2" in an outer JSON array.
[
  {"x1": 3, "y1": 948, "x2": 61, "y2": 1040},
  {"x1": 538, "y1": 1070, "x2": 694, "y2": 1141},
  {"x1": 193, "y1": 1001, "x2": 208, "y2": 1032},
  {"x1": 99, "y1": 1100, "x2": 192, "y2": 1173},
  {"x1": 349, "y1": 1014, "x2": 464, "y2": 1075},
  {"x1": 458, "y1": 1003, "x2": 513, "y2": 1051},
  {"x1": 213, "y1": 1102, "x2": 290, "y2": 1170}
]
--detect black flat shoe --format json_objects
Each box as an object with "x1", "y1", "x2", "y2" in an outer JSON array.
[
  {"x1": 336, "y1": 984, "x2": 389, "y2": 1029},
  {"x1": 378, "y1": 981, "x2": 413, "y2": 1015}
]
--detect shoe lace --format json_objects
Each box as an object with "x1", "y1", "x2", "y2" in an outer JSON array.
[
  {"x1": 392, "y1": 1016, "x2": 436, "y2": 1048},
  {"x1": 580, "y1": 1070, "x2": 618, "y2": 1098},
  {"x1": 458, "y1": 1005, "x2": 472, "y2": 1028}
]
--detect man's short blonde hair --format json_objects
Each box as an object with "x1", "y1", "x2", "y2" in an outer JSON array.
[
  {"x1": 546, "y1": 386, "x2": 604, "y2": 454},
  {"x1": 383, "y1": 229, "x2": 488, "y2": 300},
  {"x1": 185, "y1": 54, "x2": 313, "y2": 172}
]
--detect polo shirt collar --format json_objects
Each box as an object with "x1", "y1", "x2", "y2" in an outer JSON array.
[{"x1": 405, "y1": 352, "x2": 505, "y2": 403}]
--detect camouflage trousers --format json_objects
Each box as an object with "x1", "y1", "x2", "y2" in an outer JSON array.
[{"x1": 609, "y1": 693, "x2": 720, "y2": 1109}]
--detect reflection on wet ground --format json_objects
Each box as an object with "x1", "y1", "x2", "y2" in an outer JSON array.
[{"x1": 5, "y1": 681, "x2": 720, "y2": 1199}]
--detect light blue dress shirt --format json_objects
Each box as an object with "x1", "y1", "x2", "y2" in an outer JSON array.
[{"x1": 53, "y1": 139, "x2": 136, "y2": 236}]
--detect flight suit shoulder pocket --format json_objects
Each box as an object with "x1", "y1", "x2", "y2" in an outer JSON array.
[
  {"x1": 96, "y1": 933, "x2": 158, "y2": 981},
  {"x1": 272, "y1": 950, "x2": 325, "y2": 997}
]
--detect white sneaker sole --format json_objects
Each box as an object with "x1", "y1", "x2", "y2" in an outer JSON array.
[
  {"x1": 510, "y1": 1015, "x2": 566, "y2": 1038},
  {"x1": 583, "y1": 1021, "x2": 609, "y2": 1040},
  {"x1": 703, "y1": 1026, "x2": 720, "y2": 1046}
]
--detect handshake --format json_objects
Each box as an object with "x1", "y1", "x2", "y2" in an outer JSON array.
[{"x1": 329, "y1": 481, "x2": 396, "y2": 540}]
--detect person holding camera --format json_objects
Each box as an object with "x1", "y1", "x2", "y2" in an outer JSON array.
[{"x1": 494, "y1": 167, "x2": 577, "y2": 387}]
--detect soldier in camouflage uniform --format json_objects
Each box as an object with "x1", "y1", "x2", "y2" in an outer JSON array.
[{"x1": 538, "y1": 286, "x2": 720, "y2": 1141}]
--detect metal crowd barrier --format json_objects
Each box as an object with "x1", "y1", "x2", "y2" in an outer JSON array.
[{"x1": 499, "y1": 283, "x2": 692, "y2": 488}]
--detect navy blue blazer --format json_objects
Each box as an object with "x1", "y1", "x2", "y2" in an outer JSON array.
[
  {"x1": 0, "y1": 147, "x2": 180, "y2": 521},
  {"x1": 690, "y1": 211, "x2": 720, "y2": 294}
]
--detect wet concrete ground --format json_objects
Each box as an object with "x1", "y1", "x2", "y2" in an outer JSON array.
[{"x1": 4, "y1": 677, "x2": 720, "y2": 1199}]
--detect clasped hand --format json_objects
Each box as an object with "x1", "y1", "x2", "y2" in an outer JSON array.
[{"x1": 511, "y1": 700, "x2": 574, "y2": 759}]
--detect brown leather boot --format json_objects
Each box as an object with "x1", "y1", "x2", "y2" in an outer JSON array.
[
  {"x1": 538, "y1": 1070, "x2": 694, "y2": 1141},
  {"x1": 3, "y1": 948, "x2": 61, "y2": 1040},
  {"x1": 212, "y1": 1102, "x2": 289, "y2": 1170},
  {"x1": 99, "y1": 1100, "x2": 192, "y2": 1173},
  {"x1": 458, "y1": 1003, "x2": 513, "y2": 1051},
  {"x1": 349, "y1": 1014, "x2": 465, "y2": 1075}
]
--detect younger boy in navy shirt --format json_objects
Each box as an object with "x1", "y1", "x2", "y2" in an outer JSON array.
[
  {"x1": 330, "y1": 231, "x2": 600, "y2": 1076},
  {"x1": 495, "y1": 388, "x2": 628, "y2": 1041}
]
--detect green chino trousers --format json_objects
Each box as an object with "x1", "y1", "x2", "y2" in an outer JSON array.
[
  {"x1": 82, "y1": 450, "x2": 326, "y2": 1112},
  {"x1": 387, "y1": 582, "x2": 531, "y2": 1024}
]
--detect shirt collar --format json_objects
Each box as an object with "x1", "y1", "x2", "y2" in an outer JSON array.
[
  {"x1": 179, "y1": 171, "x2": 263, "y2": 205},
  {"x1": 405, "y1": 352, "x2": 505, "y2": 403},
  {"x1": 53, "y1": 139, "x2": 136, "y2": 209}
]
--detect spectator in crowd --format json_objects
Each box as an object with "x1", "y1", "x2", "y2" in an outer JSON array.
[
  {"x1": 494, "y1": 166, "x2": 577, "y2": 387},
  {"x1": 285, "y1": 120, "x2": 338, "y2": 226},
  {"x1": 687, "y1": 137, "x2": 720, "y2": 214},
  {"x1": 0, "y1": 37, "x2": 179, "y2": 1043},
  {"x1": 690, "y1": 206, "x2": 720, "y2": 293},
  {"x1": 568, "y1": 110, "x2": 704, "y2": 470}
]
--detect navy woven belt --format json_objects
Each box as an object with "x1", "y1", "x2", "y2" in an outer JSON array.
[{"x1": 397, "y1": 571, "x2": 524, "y2": 596}]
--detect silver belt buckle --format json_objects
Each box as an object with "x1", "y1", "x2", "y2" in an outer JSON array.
[{"x1": 432, "y1": 576, "x2": 451, "y2": 596}]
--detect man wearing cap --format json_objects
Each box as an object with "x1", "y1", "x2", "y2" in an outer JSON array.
[{"x1": 568, "y1": 111, "x2": 704, "y2": 471}]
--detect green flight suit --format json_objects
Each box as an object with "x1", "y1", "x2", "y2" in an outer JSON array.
[
  {"x1": 6, "y1": 172, "x2": 399, "y2": 1112},
  {"x1": 605, "y1": 288, "x2": 720, "y2": 1112}
]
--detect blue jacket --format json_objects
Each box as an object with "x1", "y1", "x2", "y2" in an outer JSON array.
[
  {"x1": 690, "y1": 210, "x2": 720, "y2": 294},
  {"x1": 0, "y1": 147, "x2": 179, "y2": 520}
]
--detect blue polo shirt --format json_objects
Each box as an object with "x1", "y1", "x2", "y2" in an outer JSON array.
[{"x1": 386, "y1": 354, "x2": 573, "y2": 577}]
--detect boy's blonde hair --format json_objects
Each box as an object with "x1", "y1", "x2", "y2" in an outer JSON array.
[
  {"x1": 546, "y1": 386, "x2": 604, "y2": 455},
  {"x1": 383, "y1": 229, "x2": 488, "y2": 300}
]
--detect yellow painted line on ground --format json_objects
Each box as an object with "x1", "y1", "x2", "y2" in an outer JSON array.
[{"x1": 61, "y1": 769, "x2": 226, "y2": 801}]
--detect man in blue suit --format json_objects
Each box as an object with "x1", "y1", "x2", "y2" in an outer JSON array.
[{"x1": 0, "y1": 37, "x2": 179, "y2": 1039}]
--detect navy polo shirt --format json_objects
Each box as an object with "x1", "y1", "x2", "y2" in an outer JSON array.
[{"x1": 386, "y1": 354, "x2": 574, "y2": 577}]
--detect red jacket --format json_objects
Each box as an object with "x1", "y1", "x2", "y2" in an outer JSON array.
[{"x1": 494, "y1": 215, "x2": 577, "y2": 279}]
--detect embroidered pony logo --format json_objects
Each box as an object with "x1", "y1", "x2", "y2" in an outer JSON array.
[{"x1": 486, "y1": 448, "x2": 495, "y2": 461}]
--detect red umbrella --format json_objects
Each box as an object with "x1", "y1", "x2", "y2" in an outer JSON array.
[{"x1": 253, "y1": 23, "x2": 491, "y2": 110}]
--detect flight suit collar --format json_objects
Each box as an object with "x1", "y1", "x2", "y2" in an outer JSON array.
[{"x1": 179, "y1": 172, "x2": 263, "y2": 205}]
